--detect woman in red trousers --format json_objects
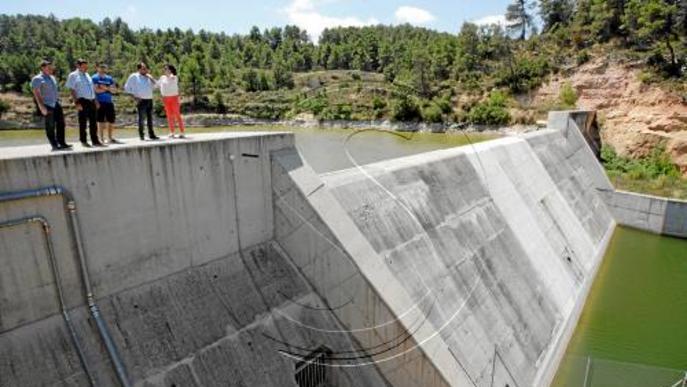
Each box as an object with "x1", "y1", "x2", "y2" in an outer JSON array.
[{"x1": 158, "y1": 64, "x2": 186, "y2": 138}]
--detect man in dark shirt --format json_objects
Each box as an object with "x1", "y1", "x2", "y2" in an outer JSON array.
[
  {"x1": 92, "y1": 63, "x2": 122, "y2": 144},
  {"x1": 31, "y1": 60, "x2": 72, "y2": 151}
]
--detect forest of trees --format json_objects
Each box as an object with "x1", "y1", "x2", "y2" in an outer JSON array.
[{"x1": 1, "y1": 0, "x2": 687, "y2": 123}]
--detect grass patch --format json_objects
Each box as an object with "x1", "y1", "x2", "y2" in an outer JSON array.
[{"x1": 602, "y1": 144, "x2": 687, "y2": 199}]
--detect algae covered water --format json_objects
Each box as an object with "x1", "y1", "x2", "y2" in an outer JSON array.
[{"x1": 553, "y1": 226, "x2": 687, "y2": 386}]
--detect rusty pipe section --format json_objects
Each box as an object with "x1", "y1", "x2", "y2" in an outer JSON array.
[
  {"x1": 0, "y1": 186, "x2": 132, "y2": 387},
  {"x1": 0, "y1": 216, "x2": 95, "y2": 386}
]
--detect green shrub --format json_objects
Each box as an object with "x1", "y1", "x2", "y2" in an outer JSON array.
[
  {"x1": 433, "y1": 95, "x2": 453, "y2": 114},
  {"x1": 372, "y1": 96, "x2": 387, "y2": 119},
  {"x1": 0, "y1": 99, "x2": 9, "y2": 119},
  {"x1": 272, "y1": 65, "x2": 294, "y2": 90},
  {"x1": 559, "y1": 82, "x2": 578, "y2": 108},
  {"x1": 372, "y1": 96, "x2": 386, "y2": 110},
  {"x1": 320, "y1": 103, "x2": 353, "y2": 120},
  {"x1": 467, "y1": 91, "x2": 511, "y2": 126},
  {"x1": 296, "y1": 94, "x2": 328, "y2": 115},
  {"x1": 576, "y1": 50, "x2": 591, "y2": 66},
  {"x1": 422, "y1": 104, "x2": 444, "y2": 123},
  {"x1": 391, "y1": 95, "x2": 422, "y2": 122},
  {"x1": 601, "y1": 144, "x2": 680, "y2": 180},
  {"x1": 496, "y1": 57, "x2": 552, "y2": 94},
  {"x1": 242, "y1": 102, "x2": 289, "y2": 119},
  {"x1": 213, "y1": 91, "x2": 227, "y2": 114},
  {"x1": 242, "y1": 69, "x2": 260, "y2": 92}
]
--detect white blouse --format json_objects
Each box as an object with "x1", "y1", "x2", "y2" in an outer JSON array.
[{"x1": 157, "y1": 75, "x2": 179, "y2": 97}]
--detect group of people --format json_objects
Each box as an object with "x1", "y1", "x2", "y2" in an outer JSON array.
[{"x1": 31, "y1": 59, "x2": 186, "y2": 151}]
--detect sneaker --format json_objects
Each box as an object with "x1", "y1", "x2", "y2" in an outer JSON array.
[
  {"x1": 81, "y1": 142, "x2": 92, "y2": 148},
  {"x1": 149, "y1": 135, "x2": 161, "y2": 140},
  {"x1": 168, "y1": 133, "x2": 176, "y2": 139},
  {"x1": 51, "y1": 145, "x2": 60, "y2": 151},
  {"x1": 93, "y1": 142, "x2": 108, "y2": 147},
  {"x1": 58, "y1": 143, "x2": 73, "y2": 149},
  {"x1": 178, "y1": 134, "x2": 187, "y2": 139},
  {"x1": 109, "y1": 138, "x2": 124, "y2": 144}
]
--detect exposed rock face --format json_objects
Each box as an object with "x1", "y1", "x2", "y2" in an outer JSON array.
[{"x1": 534, "y1": 58, "x2": 687, "y2": 175}]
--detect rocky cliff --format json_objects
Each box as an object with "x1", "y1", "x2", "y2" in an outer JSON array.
[{"x1": 534, "y1": 58, "x2": 687, "y2": 175}]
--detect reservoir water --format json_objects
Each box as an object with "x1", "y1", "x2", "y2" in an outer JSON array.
[
  {"x1": 553, "y1": 226, "x2": 687, "y2": 386},
  {"x1": 0, "y1": 126, "x2": 495, "y2": 173}
]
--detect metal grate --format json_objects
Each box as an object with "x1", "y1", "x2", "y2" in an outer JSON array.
[{"x1": 294, "y1": 346, "x2": 332, "y2": 387}]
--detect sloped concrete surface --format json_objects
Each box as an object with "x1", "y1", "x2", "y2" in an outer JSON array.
[
  {"x1": 320, "y1": 122, "x2": 614, "y2": 386},
  {"x1": 0, "y1": 243, "x2": 390, "y2": 386},
  {"x1": 272, "y1": 148, "x2": 458, "y2": 387}
]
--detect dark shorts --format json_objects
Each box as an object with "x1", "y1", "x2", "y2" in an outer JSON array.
[{"x1": 97, "y1": 102, "x2": 116, "y2": 123}]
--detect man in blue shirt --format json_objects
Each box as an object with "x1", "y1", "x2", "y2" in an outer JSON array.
[
  {"x1": 124, "y1": 62, "x2": 160, "y2": 141},
  {"x1": 66, "y1": 58, "x2": 104, "y2": 147},
  {"x1": 31, "y1": 60, "x2": 72, "y2": 151},
  {"x1": 92, "y1": 63, "x2": 122, "y2": 144}
]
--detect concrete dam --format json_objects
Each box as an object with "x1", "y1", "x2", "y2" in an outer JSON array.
[{"x1": 0, "y1": 111, "x2": 628, "y2": 386}]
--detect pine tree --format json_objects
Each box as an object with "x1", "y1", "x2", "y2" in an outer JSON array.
[
  {"x1": 506, "y1": 0, "x2": 535, "y2": 40},
  {"x1": 624, "y1": 0, "x2": 680, "y2": 74},
  {"x1": 539, "y1": 0, "x2": 576, "y2": 32}
]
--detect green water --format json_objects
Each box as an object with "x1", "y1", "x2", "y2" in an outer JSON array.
[
  {"x1": 553, "y1": 226, "x2": 687, "y2": 386},
  {"x1": 0, "y1": 126, "x2": 496, "y2": 173}
]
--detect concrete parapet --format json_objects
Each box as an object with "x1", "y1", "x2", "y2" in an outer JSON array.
[{"x1": 600, "y1": 189, "x2": 687, "y2": 238}]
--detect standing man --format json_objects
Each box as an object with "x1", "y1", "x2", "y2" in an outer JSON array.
[
  {"x1": 92, "y1": 63, "x2": 122, "y2": 144},
  {"x1": 31, "y1": 60, "x2": 72, "y2": 151},
  {"x1": 124, "y1": 62, "x2": 160, "y2": 141},
  {"x1": 66, "y1": 59, "x2": 104, "y2": 147}
]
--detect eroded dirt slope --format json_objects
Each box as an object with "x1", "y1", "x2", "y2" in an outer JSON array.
[{"x1": 534, "y1": 58, "x2": 687, "y2": 174}]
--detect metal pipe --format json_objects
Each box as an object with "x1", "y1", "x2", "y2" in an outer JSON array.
[
  {"x1": 0, "y1": 216, "x2": 95, "y2": 386},
  {"x1": 65, "y1": 199, "x2": 131, "y2": 387},
  {"x1": 0, "y1": 186, "x2": 132, "y2": 387}
]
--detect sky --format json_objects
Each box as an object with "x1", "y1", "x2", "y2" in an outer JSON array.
[{"x1": 0, "y1": 0, "x2": 512, "y2": 40}]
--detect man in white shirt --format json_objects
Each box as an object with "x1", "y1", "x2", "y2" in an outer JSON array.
[{"x1": 124, "y1": 62, "x2": 159, "y2": 140}]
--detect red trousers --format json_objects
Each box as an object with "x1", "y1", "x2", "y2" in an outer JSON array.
[{"x1": 162, "y1": 95, "x2": 185, "y2": 133}]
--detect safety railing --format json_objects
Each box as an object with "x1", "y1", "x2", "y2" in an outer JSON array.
[{"x1": 555, "y1": 355, "x2": 687, "y2": 387}]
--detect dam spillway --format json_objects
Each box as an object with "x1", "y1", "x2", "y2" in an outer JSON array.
[{"x1": 0, "y1": 112, "x2": 630, "y2": 386}]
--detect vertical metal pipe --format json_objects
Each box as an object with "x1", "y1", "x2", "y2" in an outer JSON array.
[
  {"x1": 0, "y1": 186, "x2": 132, "y2": 387},
  {"x1": 0, "y1": 217, "x2": 95, "y2": 386},
  {"x1": 65, "y1": 199, "x2": 132, "y2": 387}
]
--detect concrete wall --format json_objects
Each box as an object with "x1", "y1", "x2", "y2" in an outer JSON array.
[
  {"x1": 0, "y1": 111, "x2": 627, "y2": 387},
  {"x1": 0, "y1": 133, "x2": 287, "y2": 332},
  {"x1": 0, "y1": 133, "x2": 392, "y2": 386},
  {"x1": 599, "y1": 189, "x2": 687, "y2": 238},
  {"x1": 317, "y1": 122, "x2": 615, "y2": 386},
  {"x1": 549, "y1": 110, "x2": 687, "y2": 239}
]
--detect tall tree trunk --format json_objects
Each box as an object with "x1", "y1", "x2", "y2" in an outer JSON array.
[{"x1": 666, "y1": 37, "x2": 676, "y2": 68}]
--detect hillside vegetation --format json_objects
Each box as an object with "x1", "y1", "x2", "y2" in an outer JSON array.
[{"x1": 2, "y1": 0, "x2": 687, "y2": 125}]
